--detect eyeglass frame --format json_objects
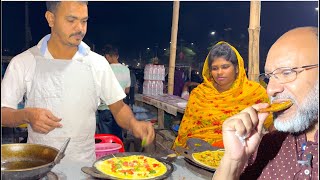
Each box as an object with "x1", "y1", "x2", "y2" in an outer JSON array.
[{"x1": 259, "y1": 64, "x2": 318, "y2": 84}]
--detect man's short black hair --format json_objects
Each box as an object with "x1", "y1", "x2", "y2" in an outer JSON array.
[
  {"x1": 46, "y1": 1, "x2": 88, "y2": 13},
  {"x1": 101, "y1": 44, "x2": 119, "y2": 56}
]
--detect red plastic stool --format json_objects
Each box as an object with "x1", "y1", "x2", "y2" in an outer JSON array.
[{"x1": 95, "y1": 134, "x2": 125, "y2": 152}]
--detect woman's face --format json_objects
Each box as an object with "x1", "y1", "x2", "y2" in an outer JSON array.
[{"x1": 210, "y1": 57, "x2": 238, "y2": 92}]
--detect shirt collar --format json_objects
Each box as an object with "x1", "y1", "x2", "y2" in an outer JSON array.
[
  {"x1": 36, "y1": 34, "x2": 91, "y2": 58},
  {"x1": 314, "y1": 130, "x2": 318, "y2": 143}
]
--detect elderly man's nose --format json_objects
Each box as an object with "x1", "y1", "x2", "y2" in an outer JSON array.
[{"x1": 267, "y1": 78, "x2": 284, "y2": 97}]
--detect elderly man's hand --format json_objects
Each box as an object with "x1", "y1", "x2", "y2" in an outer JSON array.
[
  {"x1": 222, "y1": 103, "x2": 270, "y2": 162},
  {"x1": 131, "y1": 120, "x2": 155, "y2": 146},
  {"x1": 25, "y1": 107, "x2": 62, "y2": 134}
]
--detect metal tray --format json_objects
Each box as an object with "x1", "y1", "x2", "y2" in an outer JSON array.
[
  {"x1": 81, "y1": 152, "x2": 174, "y2": 180},
  {"x1": 184, "y1": 157, "x2": 216, "y2": 172},
  {"x1": 175, "y1": 138, "x2": 220, "y2": 172}
]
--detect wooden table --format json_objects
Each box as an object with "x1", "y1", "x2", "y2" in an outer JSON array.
[{"x1": 135, "y1": 94, "x2": 187, "y2": 128}]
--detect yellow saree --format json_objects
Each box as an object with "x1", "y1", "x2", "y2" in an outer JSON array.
[{"x1": 173, "y1": 41, "x2": 273, "y2": 149}]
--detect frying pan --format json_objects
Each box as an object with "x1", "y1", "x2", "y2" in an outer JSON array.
[
  {"x1": 1, "y1": 138, "x2": 70, "y2": 180},
  {"x1": 81, "y1": 152, "x2": 174, "y2": 180}
]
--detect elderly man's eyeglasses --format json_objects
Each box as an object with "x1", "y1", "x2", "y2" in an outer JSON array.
[{"x1": 259, "y1": 64, "x2": 318, "y2": 84}]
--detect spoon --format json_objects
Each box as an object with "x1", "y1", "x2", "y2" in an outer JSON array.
[{"x1": 52, "y1": 137, "x2": 71, "y2": 165}]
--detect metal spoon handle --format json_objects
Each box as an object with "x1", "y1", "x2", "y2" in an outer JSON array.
[{"x1": 53, "y1": 137, "x2": 71, "y2": 165}]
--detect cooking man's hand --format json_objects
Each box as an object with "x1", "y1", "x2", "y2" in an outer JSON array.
[
  {"x1": 131, "y1": 120, "x2": 155, "y2": 146},
  {"x1": 25, "y1": 107, "x2": 62, "y2": 134}
]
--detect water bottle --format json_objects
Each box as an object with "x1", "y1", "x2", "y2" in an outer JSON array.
[
  {"x1": 161, "y1": 65, "x2": 165, "y2": 81},
  {"x1": 147, "y1": 80, "x2": 152, "y2": 95},
  {"x1": 152, "y1": 65, "x2": 157, "y2": 80},
  {"x1": 154, "y1": 65, "x2": 159, "y2": 80},
  {"x1": 159, "y1": 81, "x2": 163, "y2": 95},
  {"x1": 151, "y1": 81, "x2": 157, "y2": 96},
  {"x1": 155, "y1": 81, "x2": 160, "y2": 95}
]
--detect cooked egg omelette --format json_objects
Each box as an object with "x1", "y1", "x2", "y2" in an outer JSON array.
[
  {"x1": 94, "y1": 155, "x2": 167, "y2": 179},
  {"x1": 192, "y1": 150, "x2": 225, "y2": 169}
]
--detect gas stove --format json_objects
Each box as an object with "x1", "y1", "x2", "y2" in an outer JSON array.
[{"x1": 40, "y1": 171, "x2": 67, "y2": 180}]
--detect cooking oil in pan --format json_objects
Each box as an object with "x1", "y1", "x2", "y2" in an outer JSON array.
[{"x1": 1, "y1": 160, "x2": 47, "y2": 170}]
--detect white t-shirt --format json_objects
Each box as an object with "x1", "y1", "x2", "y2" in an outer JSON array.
[
  {"x1": 110, "y1": 63, "x2": 131, "y2": 90},
  {"x1": 1, "y1": 34, "x2": 125, "y2": 113},
  {"x1": 98, "y1": 63, "x2": 130, "y2": 110},
  {"x1": 181, "y1": 90, "x2": 190, "y2": 100}
]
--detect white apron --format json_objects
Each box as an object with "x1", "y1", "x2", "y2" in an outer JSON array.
[{"x1": 25, "y1": 46, "x2": 98, "y2": 164}]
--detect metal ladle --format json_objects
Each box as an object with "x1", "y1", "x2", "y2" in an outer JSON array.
[{"x1": 50, "y1": 137, "x2": 71, "y2": 167}]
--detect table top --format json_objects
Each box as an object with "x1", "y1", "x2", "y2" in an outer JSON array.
[
  {"x1": 51, "y1": 156, "x2": 212, "y2": 180},
  {"x1": 135, "y1": 94, "x2": 187, "y2": 116}
]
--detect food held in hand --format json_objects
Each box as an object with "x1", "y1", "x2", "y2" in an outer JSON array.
[{"x1": 259, "y1": 100, "x2": 293, "y2": 113}]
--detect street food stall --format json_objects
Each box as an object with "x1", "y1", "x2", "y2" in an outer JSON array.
[{"x1": 1, "y1": 1, "x2": 263, "y2": 179}]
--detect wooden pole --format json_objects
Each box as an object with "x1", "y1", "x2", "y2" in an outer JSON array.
[
  {"x1": 168, "y1": 1, "x2": 180, "y2": 95},
  {"x1": 248, "y1": 0, "x2": 261, "y2": 82}
]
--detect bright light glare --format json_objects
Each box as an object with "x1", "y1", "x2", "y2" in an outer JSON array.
[
  {"x1": 210, "y1": 31, "x2": 216, "y2": 36},
  {"x1": 316, "y1": 7, "x2": 318, "y2": 11}
]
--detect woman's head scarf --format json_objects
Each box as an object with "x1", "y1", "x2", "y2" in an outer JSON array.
[{"x1": 173, "y1": 41, "x2": 273, "y2": 149}]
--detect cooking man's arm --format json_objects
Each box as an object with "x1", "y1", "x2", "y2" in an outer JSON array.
[
  {"x1": 109, "y1": 100, "x2": 155, "y2": 145},
  {"x1": 1, "y1": 107, "x2": 62, "y2": 133}
]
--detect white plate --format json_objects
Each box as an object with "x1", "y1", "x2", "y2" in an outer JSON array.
[{"x1": 176, "y1": 102, "x2": 187, "y2": 108}]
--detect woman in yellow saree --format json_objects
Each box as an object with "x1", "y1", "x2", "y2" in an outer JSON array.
[{"x1": 173, "y1": 41, "x2": 273, "y2": 149}]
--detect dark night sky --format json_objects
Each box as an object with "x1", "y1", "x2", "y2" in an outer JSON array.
[{"x1": 2, "y1": 1, "x2": 318, "y2": 69}]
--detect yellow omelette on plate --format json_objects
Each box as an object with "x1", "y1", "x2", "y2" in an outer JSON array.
[
  {"x1": 95, "y1": 155, "x2": 167, "y2": 179},
  {"x1": 192, "y1": 150, "x2": 225, "y2": 169}
]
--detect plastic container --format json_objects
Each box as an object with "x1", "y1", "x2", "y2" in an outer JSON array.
[{"x1": 95, "y1": 143, "x2": 122, "y2": 159}]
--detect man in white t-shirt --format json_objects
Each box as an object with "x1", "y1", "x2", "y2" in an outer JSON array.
[
  {"x1": 1, "y1": 1, "x2": 154, "y2": 163},
  {"x1": 96, "y1": 45, "x2": 131, "y2": 140},
  {"x1": 181, "y1": 81, "x2": 200, "y2": 100}
]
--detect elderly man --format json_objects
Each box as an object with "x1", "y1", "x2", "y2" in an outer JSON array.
[
  {"x1": 1, "y1": 1, "x2": 154, "y2": 163},
  {"x1": 213, "y1": 27, "x2": 318, "y2": 179}
]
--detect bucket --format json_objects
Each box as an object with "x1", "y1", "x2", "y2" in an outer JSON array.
[{"x1": 95, "y1": 143, "x2": 122, "y2": 159}]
